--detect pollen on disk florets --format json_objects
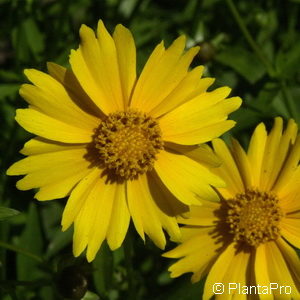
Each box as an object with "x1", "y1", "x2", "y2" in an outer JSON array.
[
  {"x1": 226, "y1": 188, "x2": 283, "y2": 247},
  {"x1": 94, "y1": 110, "x2": 164, "y2": 180}
]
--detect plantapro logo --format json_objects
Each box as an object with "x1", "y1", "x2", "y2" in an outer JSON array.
[{"x1": 212, "y1": 282, "x2": 292, "y2": 295}]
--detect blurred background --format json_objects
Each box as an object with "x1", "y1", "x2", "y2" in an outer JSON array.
[{"x1": 0, "y1": 0, "x2": 300, "y2": 299}]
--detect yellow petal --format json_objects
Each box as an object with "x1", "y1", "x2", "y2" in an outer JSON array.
[
  {"x1": 212, "y1": 138, "x2": 244, "y2": 196},
  {"x1": 221, "y1": 249, "x2": 251, "y2": 298},
  {"x1": 85, "y1": 181, "x2": 121, "y2": 262},
  {"x1": 113, "y1": 24, "x2": 136, "y2": 108},
  {"x1": 150, "y1": 66, "x2": 214, "y2": 118},
  {"x1": 69, "y1": 48, "x2": 111, "y2": 115},
  {"x1": 62, "y1": 168, "x2": 101, "y2": 231},
  {"x1": 147, "y1": 171, "x2": 186, "y2": 242},
  {"x1": 264, "y1": 241, "x2": 300, "y2": 299},
  {"x1": 231, "y1": 139, "x2": 253, "y2": 189},
  {"x1": 179, "y1": 226, "x2": 206, "y2": 242},
  {"x1": 148, "y1": 171, "x2": 189, "y2": 217},
  {"x1": 269, "y1": 119, "x2": 298, "y2": 188},
  {"x1": 255, "y1": 244, "x2": 274, "y2": 300},
  {"x1": 34, "y1": 168, "x2": 91, "y2": 200},
  {"x1": 154, "y1": 149, "x2": 224, "y2": 205},
  {"x1": 20, "y1": 69, "x2": 99, "y2": 130},
  {"x1": 276, "y1": 238, "x2": 300, "y2": 285},
  {"x1": 247, "y1": 122, "x2": 267, "y2": 187},
  {"x1": 127, "y1": 174, "x2": 168, "y2": 248},
  {"x1": 47, "y1": 62, "x2": 103, "y2": 118},
  {"x1": 141, "y1": 45, "x2": 200, "y2": 113},
  {"x1": 277, "y1": 166, "x2": 300, "y2": 206},
  {"x1": 130, "y1": 41, "x2": 165, "y2": 110},
  {"x1": 131, "y1": 36, "x2": 193, "y2": 112},
  {"x1": 96, "y1": 20, "x2": 124, "y2": 109},
  {"x1": 164, "y1": 227, "x2": 223, "y2": 283},
  {"x1": 203, "y1": 243, "x2": 237, "y2": 300},
  {"x1": 159, "y1": 88, "x2": 241, "y2": 144},
  {"x1": 70, "y1": 23, "x2": 124, "y2": 114},
  {"x1": 177, "y1": 201, "x2": 220, "y2": 226},
  {"x1": 273, "y1": 135, "x2": 300, "y2": 193},
  {"x1": 106, "y1": 183, "x2": 130, "y2": 250},
  {"x1": 167, "y1": 143, "x2": 221, "y2": 168},
  {"x1": 20, "y1": 137, "x2": 83, "y2": 156},
  {"x1": 259, "y1": 117, "x2": 283, "y2": 190},
  {"x1": 164, "y1": 227, "x2": 213, "y2": 258},
  {"x1": 286, "y1": 210, "x2": 300, "y2": 219},
  {"x1": 9, "y1": 146, "x2": 90, "y2": 200},
  {"x1": 15, "y1": 108, "x2": 92, "y2": 143},
  {"x1": 281, "y1": 217, "x2": 300, "y2": 249},
  {"x1": 7, "y1": 147, "x2": 87, "y2": 175},
  {"x1": 73, "y1": 176, "x2": 116, "y2": 261},
  {"x1": 12, "y1": 154, "x2": 89, "y2": 193}
]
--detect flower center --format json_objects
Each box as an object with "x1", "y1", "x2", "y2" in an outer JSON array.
[
  {"x1": 226, "y1": 189, "x2": 283, "y2": 247},
  {"x1": 94, "y1": 110, "x2": 164, "y2": 180}
]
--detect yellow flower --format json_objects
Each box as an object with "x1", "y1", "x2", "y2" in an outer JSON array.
[
  {"x1": 164, "y1": 117, "x2": 300, "y2": 299},
  {"x1": 7, "y1": 20, "x2": 241, "y2": 262}
]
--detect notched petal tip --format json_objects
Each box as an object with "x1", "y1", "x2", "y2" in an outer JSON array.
[
  {"x1": 189, "y1": 45, "x2": 200, "y2": 56},
  {"x1": 79, "y1": 24, "x2": 95, "y2": 41},
  {"x1": 113, "y1": 23, "x2": 134, "y2": 41},
  {"x1": 218, "y1": 86, "x2": 232, "y2": 98},
  {"x1": 14, "y1": 108, "x2": 26, "y2": 124}
]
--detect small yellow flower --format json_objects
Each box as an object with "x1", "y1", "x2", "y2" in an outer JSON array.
[
  {"x1": 7, "y1": 21, "x2": 241, "y2": 262},
  {"x1": 164, "y1": 117, "x2": 300, "y2": 299}
]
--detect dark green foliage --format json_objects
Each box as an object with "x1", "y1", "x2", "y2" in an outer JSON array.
[{"x1": 1, "y1": 0, "x2": 300, "y2": 299}]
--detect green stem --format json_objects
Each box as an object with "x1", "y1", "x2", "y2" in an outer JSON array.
[
  {"x1": 225, "y1": 0, "x2": 276, "y2": 77},
  {"x1": 123, "y1": 231, "x2": 136, "y2": 300},
  {"x1": 0, "y1": 240, "x2": 43, "y2": 263}
]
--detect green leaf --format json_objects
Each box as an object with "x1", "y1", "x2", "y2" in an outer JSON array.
[
  {"x1": 16, "y1": 202, "x2": 43, "y2": 281},
  {"x1": 12, "y1": 18, "x2": 45, "y2": 63},
  {"x1": 11, "y1": 25, "x2": 30, "y2": 63},
  {"x1": 216, "y1": 47, "x2": 266, "y2": 83},
  {"x1": 155, "y1": 278, "x2": 204, "y2": 300},
  {"x1": 229, "y1": 107, "x2": 262, "y2": 133},
  {"x1": 276, "y1": 41, "x2": 300, "y2": 78},
  {"x1": 45, "y1": 227, "x2": 73, "y2": 259},
  {"x1": 82, "y1": 291, "x2": 100, "y2": 300},
  {"x1": 0, "y1": 206, "x2": 20, "y2": 221},
  {"x1": 246, "y1": 82, "x2": 280, "y2": 115},
  {"x1": 0, "y1": 84, "x2": 20, "y2": 101},
  {"x1": 92, "y1": 242, "x2": 114, "y2": 298},
  {"x1": 0, "y1": 70, "x2": 22, "y2": 82},
  {"x1": 23, "y1": 18, "x2": 45, "y2": 60}
]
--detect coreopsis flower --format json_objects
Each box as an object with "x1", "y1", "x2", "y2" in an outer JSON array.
[
  {"x1": 7, "y1": 21, "x2": 241, "y2": 262},
  {"x1": 164, "y1": 117, "x2": 300, "y2": 299}
]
